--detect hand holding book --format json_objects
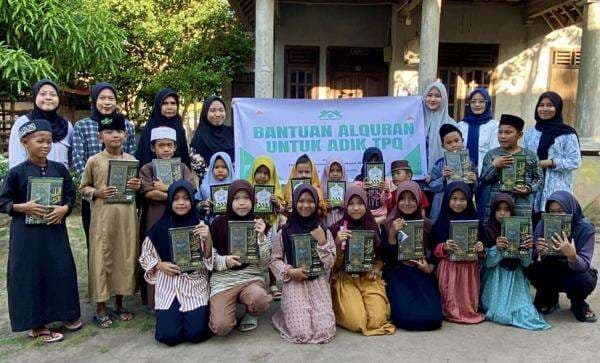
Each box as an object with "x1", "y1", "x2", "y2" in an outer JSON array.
[
  {"x1": 14, "y1": 197, "x2": 46, "y2": 217},
  {"x1": 44, "y1": 205, "x2": 69, "y2": 225},
  {"x1": 549, "y1": 230, "x2": 578, "y2": 261}
]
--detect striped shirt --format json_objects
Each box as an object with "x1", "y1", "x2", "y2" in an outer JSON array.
[
  {"x1": 72, "y1": 117, "x2": 137, "y2": 175},
  {"x1": 210, "y1": 226, "x2": 274, "y2": 297},
  {"x1": 139, "y1": 237, "x2": 213, "y2": 312}
]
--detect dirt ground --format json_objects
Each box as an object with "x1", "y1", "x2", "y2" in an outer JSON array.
[{"x1": 1, "y1": 215, "x2": 599, "y2": 362}]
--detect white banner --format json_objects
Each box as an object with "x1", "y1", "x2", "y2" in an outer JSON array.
[{"x1": 233, "y1": 96, "x2": 427, "y2": 183}]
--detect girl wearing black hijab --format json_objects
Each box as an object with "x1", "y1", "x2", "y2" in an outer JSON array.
[
  {"x1": 136, "y1": 88, "x2": 191, "y2": 167},
  {"x1": 8, "y1": 79, "x2": 72, "y2": 169},
  {"x1": 139, "y1": 180, "x2": 213, "y2": 346},
  {"x1": 523, "y1": 91, "x2": 581, "y2": 214},
  {"x1": 190, "y1": 96, "x2": 234, "y2": 163}
]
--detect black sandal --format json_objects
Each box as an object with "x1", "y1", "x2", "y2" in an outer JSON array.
[
  {"x1": 111, "y1": 308, "x2": 135, "y2": 321},
  {"x1": 93, "y1": 314, "x2": 113, "y2": 329}
]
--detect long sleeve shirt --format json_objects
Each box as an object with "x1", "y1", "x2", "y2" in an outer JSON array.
[
  {"x1": 523, "y1": 129, "x2": 581, "y2": 212},
  {"x1": 8, "y1": 115, "x2": 73, "y2": 169},
  {"x1": 479, "y1": 147, "x2": 543, "y2": 219},
  {"x1": 533, "y1": 223, "x2": 595, "y2": 272},
  {"x1": 139, "y1": 237, "x2": 213, "y2": 312},
  {"x1": 457, "y1": 119, "x2": 500, "y2": 175},
  {"x1": 72, "y1": 117, "x2": 136, "y2": 175}
]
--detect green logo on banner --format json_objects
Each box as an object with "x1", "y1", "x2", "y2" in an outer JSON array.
[
  {"x1": 239, "y1": 147, "x2": 256, "y2": 179},
  {"x1": 318, "y1": 110, "x2": 342, "y2": 120},
  {"x1": 404, "y1": 144, "x2": 423, "y2": 175}
]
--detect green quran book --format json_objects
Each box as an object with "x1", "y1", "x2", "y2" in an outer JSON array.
[
  {"x1": 291, "y1": 233, "x2": 324, "y2": 277},
  {"x1": 397, "y1": 219, "x2": 426, "y2": 261},
  {"x1": 168, "y1": 226, "x2": 204, "y2": 273},
  {"x1": 542, "y1": 213, "x2": 572, "y2": 256},
  {"x1": 444, "y1": 150, "x2": 472, "y2": 183},
  {"x1": 291, "y1": 178, "x2": 311, "y2": 192},
  {"x1": 501, "y1": 216, "x2": 532, "y2": 259},
  {"x1": 500, "y1": 154, "x2": 527, "y2": 192},
  {"x1": 253, "y1": 185, "x2": 275, "y2": 214},
  {"x1": 365, "y1": 162, "x2": 385, "y2": 188},
  {"x1": 107, "y1": 160, "x2": 139, "y2": 203},
  {"x1": 344, "y1": 230, "x2": 375, "y2": 274},
  {"x1": 327, "y1": 181, "x2": 346, "y2": 208},
  {"x1": 26, "y1": 177, "x2": 63, "y2": 225},
  {"x1": 228, "y1": 220, "x2": 259, "y2": 263},
  {"x1": 210, "y1": 184, "x2": 230, "y2": 214},
  {"x1": 152, "y1": 158, "x2": 181, "y2": 186},
  {"x1": 449, "y1": 220, "x2": 479, "y2": 262}
]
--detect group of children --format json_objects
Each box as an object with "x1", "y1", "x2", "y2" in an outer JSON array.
[{"x1": 1, "y1": 94, "x2": 596, "y2": 346}]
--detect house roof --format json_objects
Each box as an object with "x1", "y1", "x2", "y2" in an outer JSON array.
[{"x1": 228, "y1": 0, "x2": 582, "y2": 31}]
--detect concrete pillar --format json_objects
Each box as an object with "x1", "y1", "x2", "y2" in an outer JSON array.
[
  {"x1": 576, "y1": 0, "x2": 600, "y2": 149},
  {"x1": 255, "y1": 0, "x2": 274, "y2": 98},
  {"x1": 418, "y1": 0, "x2": 442, "y2": 94}
]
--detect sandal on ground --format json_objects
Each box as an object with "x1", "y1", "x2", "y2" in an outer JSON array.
[
  {"x1": 27, "y1": 329, "x2": 64, "y2": 343},
  {"x1": 94, "y1": 314, "x2": 113, "y2": 329},
  {"x1": 571, "y1": 303, "x2": 598, "y2": 323},
  {"x1": 540, "y1": 303, "x2": 560, "y2": 315},
  {"x1": 111, "y1": 308, "x2": 135, "y2": 321},
  {"x1": 64, "y1": 319, "x2": 83, "y2": 331},
  {"x1": 270, "y1": 285, "x2": 282, "y2": 301},
  {"x1": 238, "y1": 313, "x2": 258, "y2": 332}
]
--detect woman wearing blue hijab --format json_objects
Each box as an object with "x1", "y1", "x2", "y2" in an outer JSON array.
[{"x1": 457, "y1": 88, "x2": 499, "y2": 175}]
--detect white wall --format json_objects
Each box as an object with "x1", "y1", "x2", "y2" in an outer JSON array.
[
  {"x1": 389, "y1": 3, "x2": 581, "y2": 126},
  {"x1": 274, "y1": 3, "x2": 390, "y2": 98}
]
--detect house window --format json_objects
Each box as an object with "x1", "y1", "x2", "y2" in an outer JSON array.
[{"x1": 285, "y1": 47, "x2": 319, "y2": 99}]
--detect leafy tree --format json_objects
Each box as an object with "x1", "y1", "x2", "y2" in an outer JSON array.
[
  {"x1": 0, "y1": 0, "x2": 125, "y2": 98},
  {"x1": 101, "y1": 0, "x2": 253, "y2": 126}
]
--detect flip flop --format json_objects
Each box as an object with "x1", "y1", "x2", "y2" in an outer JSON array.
[
  {"x1": 94, "y1": 314, "x2": 113, "y2": 329},
  {"x1": 238, "y1": 313, "x2": 258, "y2": 332},
  {"x1": 27, "y1": 330, "x2": 64, "y2": 344},
  {"x1": 64, "y1": 319, "x2": 83, "y2": 331}
]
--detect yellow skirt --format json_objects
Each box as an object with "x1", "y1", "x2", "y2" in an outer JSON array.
[{"x1": 331, "y1": 272, "x2": 396, "y2": 336}]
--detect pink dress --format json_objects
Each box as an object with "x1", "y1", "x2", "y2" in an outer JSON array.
[
  {"x1": 353, "y1": 180, "x2": 392, "y2": 225},
  {"x1": 269, "y1": 230, "x2": 337, "y2": 344},
  {"x1": 434, "y1": 244, "x2": 485, "y2": 324}
]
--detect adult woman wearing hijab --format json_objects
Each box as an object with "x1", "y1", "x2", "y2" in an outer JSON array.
[
  {"x1": 526, "y1": 191, "x2": 597, "y2": 323},
  {"x1": 457, "y1": 88, "x2": 499, "y2": 175},
  {"x1": 422, "y1": 81, "x2": 456, "y2": 172},
  {"x1": 136, "y1": 88, "x2": 191, "y2": 168},
  {"x1": 190, "y1": 96, "x2": 234, "y2": 164},
  {"x1": 523, "y1": 91, "x2": 580, "y2": 214},
  {"x1": 380, "y1": 181, "x2": 443, "y2": 331},
  {"x1": 8, "y1": 79, "x2": 73, "y2": 169}
]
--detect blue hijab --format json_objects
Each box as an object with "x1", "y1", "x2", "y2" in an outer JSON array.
[
  {"x1": 199, "y1": 151, "x2": 234, "y2": 199},
  {"x1": 147, "y1": 180, "x2": 199, "y2": 262},
  {"x1": 535, "y1": 191, "x2": 595, "y2": 251},
  {"x1": 463, "y1": 88, "x2": 493, "y2": 167}
]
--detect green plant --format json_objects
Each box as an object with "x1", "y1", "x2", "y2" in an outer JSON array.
[{"x1": 0, "y1": 0, "x2": 125, "y2": 99}]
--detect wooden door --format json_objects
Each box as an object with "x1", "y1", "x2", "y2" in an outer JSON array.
[
  {"x1": 329, "y1": 72, "x2": 361, "y2": 98},
  {"x1": 548, "y1": 49, "x2": 580, "y2": 125}
]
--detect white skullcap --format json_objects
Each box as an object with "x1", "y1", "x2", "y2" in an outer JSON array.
[{"x1": 150, "y1": 126, "x2": 177, "y2": 142}]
